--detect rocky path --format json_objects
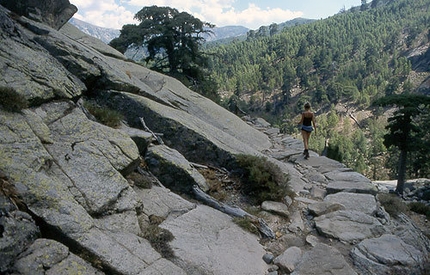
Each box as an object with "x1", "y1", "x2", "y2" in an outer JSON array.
[{"x1": 249, "y1": 118, "x2": 430, "y2": 275}]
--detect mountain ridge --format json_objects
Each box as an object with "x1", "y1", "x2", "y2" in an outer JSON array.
[{"x1": 69, "y1": 16, "x2": 315, "y2": 44}]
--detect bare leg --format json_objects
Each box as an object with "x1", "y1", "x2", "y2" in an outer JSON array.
[
  {"x1": 301, "y1": 130, "x2": 309, "y2": 150},
  {"x1": 302, "y1": 130, "x2": 311, "y2": 159},
  {"x1": 306, "y1": 132, "x2": 311, "y2": 148}
]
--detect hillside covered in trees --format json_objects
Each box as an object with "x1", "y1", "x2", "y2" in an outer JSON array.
[{"x1": 206, "y1": 0, "x2": 430, "y2": 180}]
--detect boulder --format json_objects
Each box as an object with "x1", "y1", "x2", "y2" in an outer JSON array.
[
  {"x1": 324, "y1": 192, "x2": 378, "y2": 215},
  {"x1": 351, "y1": 234, "x2": 426, "y2": 275},
  {"x1": 0, "y1": 0, "x2": 77, "y2": 30},
  {"x1": 291, "y1": 243, "x2": 357, "y2": 275},
  {"x1": 273, "y1": 246, "x2": 302, "y2": 273},
  {"x1": 314, "y1": 210, "x2": 387, "y2": 243}
]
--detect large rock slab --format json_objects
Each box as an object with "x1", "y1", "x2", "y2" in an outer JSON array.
[
  {"x1": 0, "y1": 6, "x2": 85, "y2": 105},
  {"x1": 41, "y1": 19, "x2": 272, "y2": 163},
  {"x1": 324, "y1": 192, "x2": 378, "y2": 215},
  {"x1": 291, "y1": 243, "x2": 357, "y2": 275},
  {"x1": 0, "y1": 104, "x2": 181, "y2": 274},
  {"x1": 40, "y1": 101, "x2": 140, "y2": 214},
  {"x1": 314, "y1": 210, "x2": 387, "y2": 243},
  {"x1": 351, "y1": 234, "x2": 426, "y2": 275},
  {"x1": 103, "y1": 91, "x2": 268, "y2": 167},
  {"x1": 160, "y1": 205, "x2": 269, "y2": 275}
]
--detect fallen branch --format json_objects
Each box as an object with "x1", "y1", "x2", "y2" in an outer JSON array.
[
  {"x1": 190, "y1": 162, "x2": 208, "y2": 169},
  {"x1": 192, "y1": 185, "x2": 275, "y2": 239},
  {"x1": 139, "y1": 117, "x2": 164, "y2": 145}
]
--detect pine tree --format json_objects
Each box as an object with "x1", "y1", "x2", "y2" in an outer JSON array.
[{"x1": 374, "y1": 94, "x2": 430, "y2": 195}]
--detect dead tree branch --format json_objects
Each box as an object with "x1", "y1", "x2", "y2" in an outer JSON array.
[{"x1": 192, "y1": 185, "x2": 275, "y2": 239}]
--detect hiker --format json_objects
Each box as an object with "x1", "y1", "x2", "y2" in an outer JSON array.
[{"x1": 298, "y1": 102, "x2": 316, "y2": 159}]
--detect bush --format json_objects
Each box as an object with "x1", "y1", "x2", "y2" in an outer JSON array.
[
  {"x1": 83, "y1": 101, "x2": 123, "y2": 128},
  {"x1": 0, "y1": 86, "x2": 28, "y2": 112},
  {"x1": 377, "y1": 193, "x2": 408, "y2": 217},
  {"x1": 234, "y1": 154, "x2": 292, "y2": 205},
  {"x1": 408, "y1": 202, "x2": 430, "y2": 219}
]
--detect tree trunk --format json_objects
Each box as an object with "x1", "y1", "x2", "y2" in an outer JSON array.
[{"x1": 396, "y1": 148, "x2": 407, "y2": 195}]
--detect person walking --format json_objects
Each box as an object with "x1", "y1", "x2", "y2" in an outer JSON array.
[{"x1": 298, "y1": 102, "x2": 316, "y2": 159}]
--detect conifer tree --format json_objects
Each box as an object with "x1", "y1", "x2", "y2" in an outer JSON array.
[{"x1": 374, "y1": 94, "x2": 430, "y2": 195}]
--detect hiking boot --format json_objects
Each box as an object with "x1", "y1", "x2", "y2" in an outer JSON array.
[{"x1": 304, "y1": 149, "x2": 309, "y2": 159}]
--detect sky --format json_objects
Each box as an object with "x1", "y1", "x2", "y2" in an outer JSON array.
[{"x1": 69, "y1": 0, "x2": 362, "y2": 30}]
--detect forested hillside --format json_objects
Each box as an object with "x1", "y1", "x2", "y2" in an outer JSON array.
[{"x1": 206, "y1": 0, "x2": 430, "y2": 180}]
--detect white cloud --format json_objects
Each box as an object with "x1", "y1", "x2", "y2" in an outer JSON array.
[
  {"x1": 70, "y1": 0, "x2": 137, "y2": 29},
  {"x1": 197, "y1": 3, "x2": 303, "y2": 29},
  {"x1": 71, "y1": 0, "x2": 303, "y2": 30}
]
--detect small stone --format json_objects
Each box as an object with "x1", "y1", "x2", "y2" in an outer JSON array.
[
  {"x1": 263, "y1": 253, "x2": 275, "y2": 264},
  {"x1": 261, "y1": 201, "x2": 290, "y2": 218},
  {"x1": 305, "y1": 235, "x2": 319, "y2": 247}
]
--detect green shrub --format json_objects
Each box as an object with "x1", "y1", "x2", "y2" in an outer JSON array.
[
  {"x1": 377, "y1": 193, "x2": 408, "y2": 217},
  {"x1": 408, "y1": 202, "x2": 430, "y2": 219},
  {"x1": 234, "y1": 154, "x2": 292, "y2": 205},
  {"x1": 83, "y1": 101, "x2": 123, "y2": 128},
  {"x1": 141, "y1": 224, "x2": 175, "y2": 259},
  {"x1": 0, "y1": 86, "x2": 28, "y2": 112}
]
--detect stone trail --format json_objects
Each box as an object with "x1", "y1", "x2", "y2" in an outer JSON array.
[{"x1": 250, "y1": 119, "x2": 429, "y2": 275}]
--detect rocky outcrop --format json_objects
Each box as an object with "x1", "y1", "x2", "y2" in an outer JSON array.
[
  {"x1": 0, "y1": 2, "x2": 429, "y2": 275},
  {"x1": 0, "y1": 0, "x2": 77, "y2": 30}
]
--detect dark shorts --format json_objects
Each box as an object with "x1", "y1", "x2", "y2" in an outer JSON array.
[{"x1": 301, "y1": 125, "x2": 313, "y2": 132}]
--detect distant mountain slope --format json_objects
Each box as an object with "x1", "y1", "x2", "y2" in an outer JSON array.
[
  {"x1": 69, "y1": 17, "x2": 314, "y2": 45},
  {"x1": 69, "y1": 18, "x2": 120, "y2": 44},
  {"x1": 69, "y1": 17, "x2": 249, "y2": 44},
  {"x1": 204, "y1": 25, "x2": 249, "y2": 42}
]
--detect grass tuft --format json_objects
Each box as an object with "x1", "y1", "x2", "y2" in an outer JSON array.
[
  {"x1": 83, "y1": 101, "x2": 123, "y2": 128},
  {"x1": 377, "y1": 193, "x2": 408, "y2": 217},
  {"x1": 408, "y1": 202, "x2": 430, "y2": 219}
]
